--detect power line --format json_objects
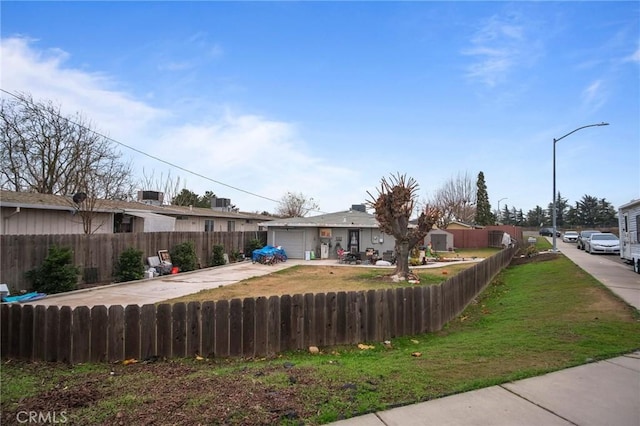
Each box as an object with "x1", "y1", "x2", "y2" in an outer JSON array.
[{"x1": 0, "y1": 88, "x2": 283, "y2": 205}]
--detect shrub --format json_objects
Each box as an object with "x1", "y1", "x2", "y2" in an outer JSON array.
[
  {"x1": 115, "y1": 247, "x2": 145, "y2": 282},
  {"x1": 25, "y1": 245, "x2": 80, "y2": 294},
  {"x1": 245, "y1": 239, "x2": 263, "y2": 257},
  {"x1": 211, "y1": 245, "x2": 226, "y2": 266},
  {"x1": 171, "y1": 241, "x2": 198, "y2": 272}
]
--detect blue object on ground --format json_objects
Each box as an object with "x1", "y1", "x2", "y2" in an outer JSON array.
[
  {"x1": 252, "y1": 245, "x2": 288, "y2": 264},
  {"x1": 2, "y1": 292, "x2": 47, "y2": 303}
]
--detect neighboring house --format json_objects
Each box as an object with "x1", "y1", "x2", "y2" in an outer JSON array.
[
  {"x1": 259, "y1": 204, "x2": 396, "y2": 260},
  {"x1": 445, "y1": 220, "x2": 477, "y2": 230},
  {"x1": 0, "y1": 190, "x2": 269, "y2": 235}
]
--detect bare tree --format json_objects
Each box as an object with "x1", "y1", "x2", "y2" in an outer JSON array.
[
  {"x1": 0, "y1": 93, "x2": 134, "y2": 199},
  {"x1": 428, "y1": 171, "x2": 476, "y2": 227},
  {"x1": 139, "y1": 168, "x2": 183, "y2": 204},
  {"x1": 367, "y1": 173, "x2": 440, "y2": 280},
  {"x1": 275, "y1": 191, "x2": 319, "y2": 217}
]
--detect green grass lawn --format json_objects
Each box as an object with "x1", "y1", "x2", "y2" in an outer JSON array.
[{"x1": 2, "y1": 250, "x2": 639, "y2": 425}]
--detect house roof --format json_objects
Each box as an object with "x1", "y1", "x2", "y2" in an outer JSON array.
[
  {"x1": 260, "y1": 209, "x2": 381, "y2": 228},
  {"x1": 0, "y1": 190, "x2": 270, "y2": 221}
]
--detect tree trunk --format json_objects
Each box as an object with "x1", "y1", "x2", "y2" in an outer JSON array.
[{"x1": 393, "y1": 240, "x2": 410, "y2": 279}]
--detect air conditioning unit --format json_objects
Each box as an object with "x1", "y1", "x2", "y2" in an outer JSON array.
[{"x1": 137, "y1": 190, "x2": 164, "y2": 206}]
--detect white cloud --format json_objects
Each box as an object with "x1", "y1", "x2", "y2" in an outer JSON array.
[
  {"x1": 462, "y1": 12, "x2": 541, "y2": 88},
  {"x1": 0, "y1": 36, "x2": 361, "y2": 213},
  {"x1": 625, "y1": 47, "x2": 640, "y2": 63},
  {"x1": 581, "y1": 79, "x2": 607, "y2": 112}
]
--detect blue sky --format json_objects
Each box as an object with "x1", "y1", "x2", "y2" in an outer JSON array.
[{"x1": 1, "y1": 1, "x2": 638, "y2": 216}]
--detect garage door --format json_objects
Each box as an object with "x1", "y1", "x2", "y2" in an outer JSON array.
[{"x1": 273, "y1": 230, "x2": 305, "y2": 259}]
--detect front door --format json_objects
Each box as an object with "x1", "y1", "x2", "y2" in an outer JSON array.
[{"x1": 348, "y1": 230, "x2": 360, "y2": 254}]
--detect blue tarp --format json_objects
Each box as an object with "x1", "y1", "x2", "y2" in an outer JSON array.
[
  {"x1": 252, "y1": 245, "x2": 288, "y2": 263},
  {"x1": 2, "y1": 292, "x2": 47, "y2": 303}
]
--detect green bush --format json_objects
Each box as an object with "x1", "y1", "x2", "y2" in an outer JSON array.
[
  {"x1": 171, "y1": 241, "x2": 198, "y2": 272},
  {"x1": 211, "y1": 245, "x2": 226, "y2": 266},
  {"x1": 115, "y1": 247, "x2": 145, "y2": 282},
  {"x1": 25, "y1": 245, "x2": 80, "y2": 294}
]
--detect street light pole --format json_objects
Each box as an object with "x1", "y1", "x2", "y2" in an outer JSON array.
[
  {"x1": 497, "y1": 197, "x2": 507, "y2": 224},
  {"x1": 552, "y1": 122, "x2": 609, "y2": 251}
]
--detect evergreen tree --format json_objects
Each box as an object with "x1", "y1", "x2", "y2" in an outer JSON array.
[{"x1": 474, "y1": 171, "x2": 493, "y2": 225}]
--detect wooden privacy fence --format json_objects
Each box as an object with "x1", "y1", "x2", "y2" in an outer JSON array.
[
  {"x1": 0, "y1": 231, "x2": 267, "y2": 292},
  {"x1": 1, "y1": 247, "x2": 517, "y2": 364}
]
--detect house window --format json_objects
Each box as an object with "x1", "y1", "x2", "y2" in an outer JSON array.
[
  {"x1": 227, "y1": 221, "x2": 236, "y2": 232},
  {"x1": 319, "y1": 228, "x2": 332, "y2": 238},
  {"x1": 205, "y1": 219, "x2": 214, "y2": 232},
  {"x1": 636, "y1": 215, "x2": 640, "y2": 242}
]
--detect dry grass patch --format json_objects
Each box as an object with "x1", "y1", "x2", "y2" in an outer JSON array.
[{"x1": 163, "y1": 263, "x2": 477, "y2": 304}]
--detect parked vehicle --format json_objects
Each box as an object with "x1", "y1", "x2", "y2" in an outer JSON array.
[
  {"x1": 619, "y1": 199, "x2": 640, "y2": 273},
  {"x1": 584, "y1": 232, "x2": 620, "y2": 255},
  {"x1": 577, "y1": 230, "x2": 599, "y2": 250},
  {"x1": 539, "y1": 227, "x2": 560, "y2": 237},
  {"x1": 562, "y1": 231, "x2": 579, "y2": 243}
]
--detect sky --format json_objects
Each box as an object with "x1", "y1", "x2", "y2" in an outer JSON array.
[{"x1": 1, "y1": 1, "x2": 639, "y2": 217}]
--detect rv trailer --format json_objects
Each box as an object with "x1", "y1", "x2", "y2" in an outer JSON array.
[{"x1": 619, "y1": 199, "x2": 640, "y2": 273}]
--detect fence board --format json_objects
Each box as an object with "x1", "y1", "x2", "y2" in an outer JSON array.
[
  {"x1": 291, "y1": 294, "x2": 304, "y2": 350},
  {"x1": 72, "y1": 306, "x2": 91, "y2": 363},
  {"x1": 33, "y1": 305, "x2": 46, "y2": 361},
  {"x1": 215, "y1": 300, "x2": 230, "y2": 357},
  {"x1": 124, "y1": 305, "x2": 141, "y2": 360},
  {"x1": 335, "y1": 292, "x2": 347, "y2": 345},
  {"x1": 156, "y1": 304, "x2": 172, "y2": 359},
  {"x1": 187, "y1": 302, "x2": 201, "y2": 358},
  {"x1": 242, "y1": 298, "x2": 256, "y2": 357},
  {"x1": 201, "y1": 301, "x2": 215, "y2": 358},
  {"x1": 279, "y1": 295, "x2": 292, "y2": 352},
  {"x1": 356, "y1": 291, "x2": 366, "y2": 343},
  {"x1": 412, "y1": 287, "x2": 424, "y2": 335},
  {"x1": 385, "y1": 289, "x2": 396, "y2": 338},
  {"x1": 19, "y1": 305, "x2": 33, "y2": 360},
  {"x1": 45, "y1": 306, "x2": 59, "y2": 362},
  {"x1": 303, "y1": 293, "x2": 315, "y2": 348},
  {"x1": 172, "y1": 303, "x2": 187, "y2": 358},
  {"x1": 326, "y1": 292, "x2": 337, "y2": 346},
  {"x1": 313, "y1": 293, "x2": 326, "y2": 347},
  {"x1": 229, "y1": 299, "x2": 243, "y2": 357},
  {"x1": 140, "y1": 304, "x2": 156, "y2": 361},
  {"x1": 366, "y1": 290, "x2": 377, "y2": 342},
  {"x1": 0, "y1": 305, "x2": 9, "y2": 358},
  {"x1": 254, "y1": 297, "x2": 267, "y2": 357},
  {"x1": 59, "y1": 306, "x2": 72, "y2": 363},
  {"x1": 9, "y1": 305, "x2": 21, "y2": 359},
  {"x1": 403, "y1": 288, "x2": 414, "y2": 337},
  {"x1": 267, "y1": 296, "x2": 280, "y2": 355},
  {"x1": 107, "y1": 305, "x2": 124, "y2": 362},
  {"x1": 90, "y1": 306, "x2": 108, "y2": 362}
]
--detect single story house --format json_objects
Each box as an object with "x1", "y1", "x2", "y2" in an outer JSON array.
[
  {"x1": 259, "y1": 205, "x2": 397, "y2": 260},
  {"x1": 0, "y1": 190, "x2": 269, "y2": 235}
]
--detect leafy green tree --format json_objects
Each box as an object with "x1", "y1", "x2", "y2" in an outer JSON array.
[
  {"x1": 547, "y1": 192, "x2": 569, "y2": 227},
  {"x1": 526, "y1": 206, "x2": 548, "y2": 227},
  {"x1": 25, "y1": 246, "x2": 80, "y2": 294},
  {"x1": 474, "y1": 171, "x2": 493, "y2": 226},
  {"x1": 172, "y1": 189, "x2": 200, "y2": 206}
]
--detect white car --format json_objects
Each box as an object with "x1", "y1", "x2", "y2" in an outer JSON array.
[
  {"x1": 562, "y1": 231, "x2": 579, "y2": 243},
  {"x1": 584, "y1": 232, "x2": 620, "y2": 255}
]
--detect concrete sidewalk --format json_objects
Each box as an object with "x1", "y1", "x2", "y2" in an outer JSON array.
[
  {"x1": 329, "y1": 238, "x2": 640, "y2": 426},
  {"x1": 329, "y1": 352, "x2": 640, "y2": 426}
]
